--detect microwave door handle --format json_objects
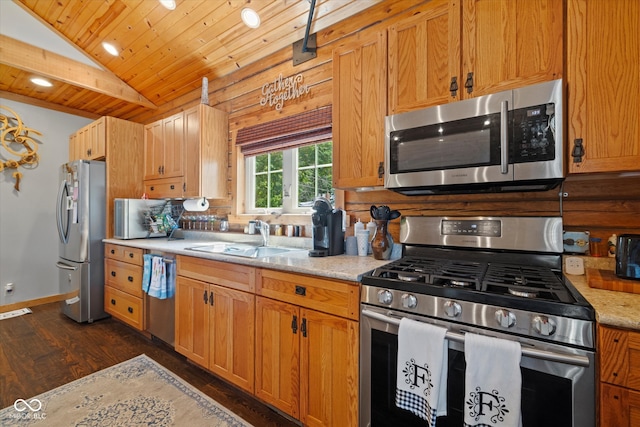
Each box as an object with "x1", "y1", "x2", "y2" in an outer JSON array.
[{"x1": 500, "y1": 100, "x2": 509, "y2": 174}]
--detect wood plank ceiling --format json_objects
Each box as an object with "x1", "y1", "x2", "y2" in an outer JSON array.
[{"x1": 0, "y1": 0, "x2": 381, "y2": 122}]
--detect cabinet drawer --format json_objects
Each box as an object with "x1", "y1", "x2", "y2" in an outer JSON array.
[
  {"x1": 105, "y1": 286, "x2": 144, "y2": 330},
  {"x1": 177, "y1": 255, "x2": 255, "y2": 292},
  {"x1": 105, "y1": 259, "x2": 143, "y2": 298},
  {"x1": 105, "y1": 243, "x2": 143, "y2": 265},
  {"x1": 599, "y1": 325, "x2": 640, "y2": 389},
  {"x1": 144, "y1": 178, "x2": 184, "y2": 199},
  {"x1": 256, "y1": 269, "x2": 359, "y2": 320}
]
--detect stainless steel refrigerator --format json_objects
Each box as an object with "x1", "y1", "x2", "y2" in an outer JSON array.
[{"x1": 56, "y1": 160, "x2": 109, "y2": 323}]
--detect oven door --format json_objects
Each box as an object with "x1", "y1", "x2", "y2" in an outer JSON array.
[{"x1": 360, "y1": 306, "x2": 595, "y2": 427}]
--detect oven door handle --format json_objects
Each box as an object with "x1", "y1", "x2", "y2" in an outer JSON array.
[{"x1": 361, "y1": 309, "x2": 590, "y2": 368}]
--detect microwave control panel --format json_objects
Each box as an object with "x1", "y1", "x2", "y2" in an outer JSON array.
[{"x1": 512, "y1": 103, "x2": 556, "y2": 163}]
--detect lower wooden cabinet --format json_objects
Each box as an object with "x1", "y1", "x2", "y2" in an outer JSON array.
[
  {"x1": 598, "y1": 325, "x2": 640, "y2": 426},
  {"x1": 104, "y1": 244, "x2": 145, "y2": 330},
  {"x1": 256, "y1": 269, "x2": 360, "y2": 427},
  {"x1": 175, "y1": 256, "x2": 255, "y2": 393}
]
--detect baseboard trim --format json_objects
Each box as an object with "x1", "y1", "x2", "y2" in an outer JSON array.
[{"x1": 0, "y1": 294, "x2": 68, "y2": 313}]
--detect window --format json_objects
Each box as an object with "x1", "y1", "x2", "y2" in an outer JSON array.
[
  {"x1": 237, "y1": 106, "x2": 333, "y2": 214},
  {"x1": 245, "y1": 141, "x2": 333, "y2": 213}
]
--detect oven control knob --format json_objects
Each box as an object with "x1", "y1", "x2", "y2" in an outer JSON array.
[
  {"x1": 377, "y1": 290, "x2": 394, "y2": 305},
  {"x1": 443, "y1": 301, "x2": 461, "y2": 318},
  {"x1": 532, "y1": 315, "x2": 557, "y2": 336},
  {"x1": 401, "y1": 294, "x2": 418, "y2": 309},
  {"x1": 495, "y1": 309, "x2": 516, "y2": 328}
]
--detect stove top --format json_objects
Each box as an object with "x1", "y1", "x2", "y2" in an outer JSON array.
[
  {"x1": 362, "y1": 255, "x2": 594, "y2": 320},
  {"x1": 361, "y1": 216, "x2": 595, "y2": 322}
]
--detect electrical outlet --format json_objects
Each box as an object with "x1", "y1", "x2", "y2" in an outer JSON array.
[
  {"x1": 565, "y1": 257, "x2": 585, "y2": 275},
  {"x1": 5, "y1": 282, "x2": 14, "y2": 293}
]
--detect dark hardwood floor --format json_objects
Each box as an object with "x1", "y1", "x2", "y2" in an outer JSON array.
[{"x1": 0, "y1": 302, "x2": 299, "y2": 426}]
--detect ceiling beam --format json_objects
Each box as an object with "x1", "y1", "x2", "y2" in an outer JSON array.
[
  {"x1": 0, "y1": 90, "x2": 101, "y2": 120},
  {"x1": 0, "y1": 35, "x2": 157, "y2": 110}
]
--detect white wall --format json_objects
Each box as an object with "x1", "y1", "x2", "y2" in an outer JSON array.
[{"x1": 0, "y1": 99, "x2": 91, "y2": 306}]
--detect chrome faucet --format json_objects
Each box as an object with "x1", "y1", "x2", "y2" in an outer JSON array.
[{"x1": 255, "y1": 220, "x2": 270, "y2": 247}]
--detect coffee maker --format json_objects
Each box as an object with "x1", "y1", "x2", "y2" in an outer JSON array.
[{"x1": 309, "y1": 197, "x2": 344, "y2": 257}]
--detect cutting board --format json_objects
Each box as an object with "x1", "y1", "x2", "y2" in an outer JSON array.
[{"x1": 587, "y1": 268, "x2": 640, "y2": 294}]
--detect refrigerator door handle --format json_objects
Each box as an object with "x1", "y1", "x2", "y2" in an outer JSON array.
[
  {"x1": 56, "y1": 179, "x2": 69, "y2": 244},
  {"x1": 56, "y1": 261, "x2": 77, "y2": 271}
]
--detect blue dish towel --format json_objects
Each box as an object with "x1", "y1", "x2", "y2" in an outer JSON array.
[{"x1": 142, "y1": 254, "x2": 175, "y2": 299}]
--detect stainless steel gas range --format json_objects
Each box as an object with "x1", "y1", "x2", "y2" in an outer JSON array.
[{"x1": 360, "y1": 216, "x2": 595, "y2": 427}]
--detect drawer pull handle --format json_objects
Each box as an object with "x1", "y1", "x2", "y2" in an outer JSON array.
[
  {"x1": 150, "y1": 186, "x2": 155, "y2": 191},
  {"x1": 209, "y1": 292, "x2": 214, "y2": 306},
  {"x1": 613, "y1": 372, "x2": 618, "y2": 377},
  {"x1": 128, "y1": 307, "x2": 133, "y2": 314},
  {"x1": 111, "y1": 271, "x2": 116, "y2": 277},
  {"x1": 111, "y1": 299, "x2": 116, "y2": 305},
  {"x1": 170, "y1": 184, "x2": 175, "y2": 190},
  {"x1": 110, "y1": 249, "x2": 115, "y2": 254},
  {"x1": 129, "y1": 253, "x2": 134, "y2": 258},
  {"x1": 203, "y1": 290, "x2": 208, "y2": 304},
  {"x1": 128, "y1": 276, "x2": 134, "y2": 282},
  {"x1": 295, "y1": 285, "x2": 306, "y2": 296}
]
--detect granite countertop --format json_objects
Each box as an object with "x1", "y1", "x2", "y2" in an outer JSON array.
[
  {"x1": 105, "y1": 235, "x2": 640, "y2": 330},
  {"x1": 104, "y1": 232, "x2": 389, "y2": 283},
  {"x1": 565, "y1": 255, "x2": 640, "y2": 330}
]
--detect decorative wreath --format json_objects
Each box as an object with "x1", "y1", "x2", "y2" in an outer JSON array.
[{"x1": 0, "y1": 105, "x2": 42, "y2": 191}]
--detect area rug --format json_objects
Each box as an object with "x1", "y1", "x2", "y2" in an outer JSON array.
[{"x1": 0, "y1": 354, "x2": 253, "y2": 426}]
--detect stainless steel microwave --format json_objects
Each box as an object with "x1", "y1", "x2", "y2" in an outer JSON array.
[
  {"x1": 385, "y1": 79, "x2": 564, "y2": 195},
  {"x1": 114, "y1": 198, "x2": 166, "y2": 239}
]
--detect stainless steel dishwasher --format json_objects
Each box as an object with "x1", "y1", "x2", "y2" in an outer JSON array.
[{"x1": 144, "y1": 253, "x2": 175, "y2": 347}]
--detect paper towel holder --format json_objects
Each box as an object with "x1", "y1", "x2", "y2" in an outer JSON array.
[{"x1": 183, "y1": 197, "x2": 209, "y2": 212}]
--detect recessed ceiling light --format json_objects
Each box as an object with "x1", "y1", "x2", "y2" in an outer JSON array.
[
  {"x1": 241, "y1": 8, "x2": 260, "y2": 29},
  {"x1": 102, "y1": 42, "x2": 119, "y2": 56},
  {"x1": 159, "y1": 0, "x2": 176, "y2": 10},
  {"x1": 31, "y1": 77, "x2": 52, "y2": 87}
]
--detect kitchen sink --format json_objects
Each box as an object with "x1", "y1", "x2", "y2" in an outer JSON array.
[{"x1": 186, "y1": 243, "x2": 303, "y2": 258}]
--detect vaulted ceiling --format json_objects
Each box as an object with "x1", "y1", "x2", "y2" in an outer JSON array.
[{"x1": 0, "y1": 0, "x2": 380, "y2": 122}]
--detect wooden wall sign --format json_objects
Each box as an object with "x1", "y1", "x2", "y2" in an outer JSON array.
[
  {"x1": 0, "y1": 105, "x2": 42, "y2": 191},
  {"x1": 260, "y1": 73, "x2": 310, "y2": 110}
]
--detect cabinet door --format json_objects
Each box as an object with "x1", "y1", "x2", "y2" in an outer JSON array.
[
  {"x1": 143, "y1": 121, "x2": 164, "y2": 180},
  {"x1": 255, "y1": 296, "x2": 300, "y2": 419},
  {"x1": 299, "y1": 308, "x2": 359, "y2": 427},
  {"x1": 332, "y1": 26, "x2": 387, "y2": 189},
  {"x1": 77, "y1": 126, "x2": 90, "y2": 160},
  {"x1": 388, "y1": 0, "x2": 461, "y2": 114},
  {"x1": 175, "y1": 276, "x2": 209, "y2": 367},
  {"x1": 461, "y1": 0, "x2": 563, "y2": 98},
  {"x1": 162, "y1": 112, "x2": 185, "y2": 178},
  {"x1": 88, "y1": 117, "x2": 106, "y2": 160},
  {"x1": 209, "y1": 284, "x2": 255, "y2": 393},
  {"x1": 69, "y1": 133, "x2": 78, "y2": 161},
  {"x1": 567, "y1": 0, "x2": 640, "y2": 173},
  {"x1": 600, "y1": 383, "x2": 640, "y2": 427}
]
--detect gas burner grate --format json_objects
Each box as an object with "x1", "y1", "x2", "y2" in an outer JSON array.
[
  {"x1": 483, "y1": 263, "x2": 574, "y2": 302},
  {"x1": 431, "y1": 260, "x2": 486, "y2": 289}
]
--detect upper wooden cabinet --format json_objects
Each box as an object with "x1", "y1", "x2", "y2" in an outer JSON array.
[
  {"x1": 69, "y1": 116, "x2": 106, "y2": 161},
  {"x1": 143, "y1": 104, "x2": 228, "y2": 199},
  {"x1": 567, "y1": 0, "x2": 640, "y2": 174},
  {"x1": 388, "y1": 0, "x2": 461, "y2": 114},
  {"x1": 183, "y1": 104, "x2": 228, "y2": 199},
  {"x1": 68, "y1": 116, "x2": 144, "y2": 238},
  {"x1": 143, "y1": 111, "x2": 184, "y2": 181},
  {"x1": 388, "y1": 0, "x2": 563, "y2": 114},
  {"x1": 332, "y1": 26, "x2": 387, "y2": 189},
  {"x1": 460, "y1": 0, "x2": 563, "y2": 98}
]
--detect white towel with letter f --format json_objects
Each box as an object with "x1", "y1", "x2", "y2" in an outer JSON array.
[
  {"x1": 395, "y1": 317, "x2": 448, "y2": 426},
  {"x1": 464, "y1": 333, "x2": 522, "y2": 427}
]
